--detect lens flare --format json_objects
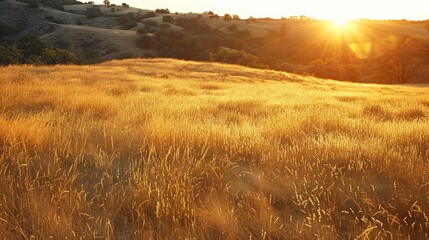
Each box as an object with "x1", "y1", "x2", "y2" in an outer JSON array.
[{"x1": 332, "y1": 18, "x2": 348, "y2": 27}]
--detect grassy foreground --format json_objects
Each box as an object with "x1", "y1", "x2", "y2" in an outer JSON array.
[{"x1": 0, "y1": 59, "x2": 428, "y2": 239}]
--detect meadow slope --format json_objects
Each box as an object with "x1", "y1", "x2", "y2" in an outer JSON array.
[{"x1": 0, "y1": 59, "x2": 428, "y2": 239}]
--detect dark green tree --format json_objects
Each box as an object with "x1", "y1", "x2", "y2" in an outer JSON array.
[
  {"x1": 0, "y1": 45, "x2": 23, "y2": 65},
  {"x1": 223, "y1": 14, "x2": 232, "y2": 21},
  {"x1": 17, "y1": 35, "x2": 46, "y2": 58}
]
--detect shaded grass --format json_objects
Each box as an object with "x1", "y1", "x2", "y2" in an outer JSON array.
[{"x1": 0, "y1": 59, "x2": 428, "y2": 239}]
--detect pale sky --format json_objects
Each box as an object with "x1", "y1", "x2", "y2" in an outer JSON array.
[{"x1": 99, "y1": 0, "x2": 428, "y2": 20}]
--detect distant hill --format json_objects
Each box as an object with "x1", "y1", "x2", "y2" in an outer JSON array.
[{"x1": 1, "y1": 0, "x2": 428, "y2": 83}]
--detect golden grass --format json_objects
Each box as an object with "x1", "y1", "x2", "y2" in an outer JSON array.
[{"x1": 0, "y1": 59, "x2": 428, "y2": 239}]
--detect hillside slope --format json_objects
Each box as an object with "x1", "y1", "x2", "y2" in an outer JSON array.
[{"x1": 0, "y1": 59, "x2": 428, "y2": 239}]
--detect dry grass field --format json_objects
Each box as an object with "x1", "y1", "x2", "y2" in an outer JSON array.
[{"x1": 0, "y1": 59, "x2": 428, "y2": 239}]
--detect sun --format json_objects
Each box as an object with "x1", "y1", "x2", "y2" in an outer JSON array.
[{"x1": 332, "y1": 18, "x2": 349, "y2": 27}]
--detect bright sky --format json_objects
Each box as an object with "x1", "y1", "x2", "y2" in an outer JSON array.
[{"x1": 100, "y1": 0, "x2": 428, "y2": 20}]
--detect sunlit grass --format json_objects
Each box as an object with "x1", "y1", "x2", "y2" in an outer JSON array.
[{"x1": 0, "y1": 59, "x2": 428, "y2": 239}]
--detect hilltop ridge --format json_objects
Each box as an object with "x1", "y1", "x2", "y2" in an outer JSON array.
[{"x1": 1, "y1": 0, "x2": 429, "y2": 83}]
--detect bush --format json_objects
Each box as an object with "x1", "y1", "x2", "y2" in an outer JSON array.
[
  {"x1": 83, "y1": 48, "x2": 100, "y2": 59},
  {"x1": 162, "y1": 15, "x2": 174, "y2": 24},
  {"x1": 121, "y1": 21, "x2": 137, "y2": 30},
  {"x1": 142, "y1": 20, "x2": 159, "y2": 28},
  {"x1": 210, "y1": 48, "x2": 267, "y2": 68},
  {"x1": 17, "y1": 35, "x2": 47, "y2": 57},
  {"x1": 122, "y1": 2, "x2": 129, "y2": 7},
  {"x1": 223, "y1": 14, "x2": 232, "y2": 21},
  {"x1": 0, "y1": 45, "x2": 23, "y2": 65},
  {"x1": 209, "y1": 14, "x2": 219, "y2": 20},
  {"x1": 118, "y1": 52, "x2": 134, "y2": 59},
  {"x1": 155, "y1": 8, "x2": 169, "y2": 14},
  {"x1": 135, "y1": 35, "x2": 155, "y2": 49},
  {"x1": 0, "y1": 24, "x2": 18, "y2": 39},
  {"x1": 143, "y1": 52, "x2": 156, "y2": 58},
  {"x1": 41, "y1": 48, "x2": 77, "y2": 64},
  {"x1": 86, "y1": 6, "x2": 102, "y2": 19}
]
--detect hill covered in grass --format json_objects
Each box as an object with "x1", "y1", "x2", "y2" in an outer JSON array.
[
  {"x1": 0, "y1": 59, "x2": 428, "y2": 239},
  {"x1": 1, "y1": 0, "x2": 429, "y2": 83}
]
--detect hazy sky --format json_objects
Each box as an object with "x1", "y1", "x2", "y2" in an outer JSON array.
[{"x1": 99, "y1": 0, "x2": 428, "y2": 20}]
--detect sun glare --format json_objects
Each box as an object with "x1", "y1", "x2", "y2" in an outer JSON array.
[{"x1": 331, "y1": 18, "x2": 349, "y2": 28}]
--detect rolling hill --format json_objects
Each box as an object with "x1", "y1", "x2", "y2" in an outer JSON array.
[
  {"x1": 1, "y1": 0, "x2": 429, "y2": 67},
  {"x1": 0, "y1": 59, "x2": 428, "y2": 239}
]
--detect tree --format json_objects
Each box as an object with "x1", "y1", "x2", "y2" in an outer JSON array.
[
  {"x1": 156, "y1": 8, "x2": 170, "y2": 14},
  {"x1": 17, "y1": 35, "x2": 46, "y2": 58},
  {"x1": 223, "y1": 14, "x2": 232, "y2": 21},
  {"x1": 246, "y1": 16, "x2": 257, "y2": 23},
  {"x1": 86, "y1": 6, "x2": 102, "y2": 19},
  {"x1": 122, "y1": 2, "x2": 129, "y2": 7},
  {"x1": 103, "y1": 0, "x2": 110, "y2": 6},
  {"x1": 209, "y1": 14, "x2": 219, "y2": 20},
  {"x1": 0, "y1": 45, "x2": 23, "y2": 65},
  {"x1": 41, "y1": 48, "x2": 77, "y2": 64},
  {"x1": 135, "y1": 35, "x2": 155, "y2": 49},
  {"x1": 378, "y1": 36, "x2": 429, "y2": 83}
]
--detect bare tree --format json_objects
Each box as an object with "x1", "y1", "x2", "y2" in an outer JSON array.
[{"x1": 380, "y1": 36, "x2": 428, "y2": 83}]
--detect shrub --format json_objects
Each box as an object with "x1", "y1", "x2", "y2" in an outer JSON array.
[
  {"x1": 122, "y1": 2, "x2": 129, "y2": 7},
  {"x1": 0, "y1": 45, "x2": 23, "y2": 65},
  {"x1": 142, "y1": 20, "x2": 159, "y2": 28},
  {"x1": 162, "y1": 15, "x2": 174, "y2": 24},
  {"x1": 17, "y1": 35, "x2": 46, "y2": 57},
  {"x1": 118, "y1": 52, "x2": 134, "y2": 59},
  {"x1": 135, "y1": 35, "x2": 155, "y2": 49},
  {"x1": 223, "y1": 14, "x2": 232, "y2": 21},
  {"x1": 209, "y1": 14, "x2": 219, "y2": 20},
  {"x1": 0, "y1": 24, "x2": 18, "y2": 39},
  {"x1": 86, "y1": 6, "x2": 102, "y2": 19},
  {"x1": 121, "y1": 21, "x2": 137, "y2": 30},
  {"x1": 83, "y1": 48, "x2": 100, "y2": 59},
  {"x1": 143, "y1": 52, "x2": 156, "y2": 58},
  {"x1": 155, "y1": 8, "x2": 169, "y2": 14},
  {"x1": 41, "y1": 48, "x2": 77, "y2": 64},
  {"x1": 246, "y1": 16, "x2": 257, "y2": 23},
  {"x1": 210, "y1": 48, "x2": 267, "y2": 68}
]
